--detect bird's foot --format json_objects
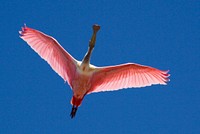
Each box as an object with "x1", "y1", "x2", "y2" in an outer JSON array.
[{"x1": 70, "y1": 105, "x2": 78, "y2": 118}]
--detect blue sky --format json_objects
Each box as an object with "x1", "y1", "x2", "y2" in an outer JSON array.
[{"x1": 1, "y1": 0, "x2": 199, "y2": 133}]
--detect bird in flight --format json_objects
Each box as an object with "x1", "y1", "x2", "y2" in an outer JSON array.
[{"x1": 19, "y1": 24, "x2": 170, "y2": 118}]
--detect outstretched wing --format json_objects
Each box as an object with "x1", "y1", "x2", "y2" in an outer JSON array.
[
  {"x1": 89, "y1": 63, "x2": 170, "y2": 93},
  {"x1": 19, "y1": 25, "x2": 77, "y2": 85}
]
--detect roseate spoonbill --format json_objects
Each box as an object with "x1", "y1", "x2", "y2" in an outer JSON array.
[{"x1": 19, "y1": 24, "x2": 170, "y2": 118}]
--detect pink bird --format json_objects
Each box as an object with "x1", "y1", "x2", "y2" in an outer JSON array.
[{"x1": 19, "y1": 24, "x2": 170, "y2": 118}]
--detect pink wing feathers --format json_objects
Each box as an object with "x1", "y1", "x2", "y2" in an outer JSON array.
[
  {"x1": 19, "y1": 25, "x2": 77, "y2": 84},
  {"x1": 89, "y1": 63, "x2": 170, "y2": 93}
]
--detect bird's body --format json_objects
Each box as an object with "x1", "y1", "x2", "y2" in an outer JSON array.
[{"x1": 19, "y1": 24, "x2": 170, "y2": 118}]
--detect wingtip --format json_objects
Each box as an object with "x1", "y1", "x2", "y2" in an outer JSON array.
[
  {"x1": 162, "y1": 70, "x2": 170, "y2": 77},
  {"x1": 160, "y1": 69, "x2": 170, "y2": 84},
  {"x1": 19, "y1": 29, "x2": 23, "y2": 37},
  {"x1": 19, "y1": 24, "x2": 28, "y2": 37}
]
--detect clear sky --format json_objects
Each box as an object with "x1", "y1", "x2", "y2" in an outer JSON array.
[{"x1": 1, "y1": 0, "x2": 199, "y2": 134}]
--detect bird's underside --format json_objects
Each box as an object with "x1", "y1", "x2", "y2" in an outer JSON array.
[{"x1": 19, "y1": 24, "x2": 170, "y2": 118}]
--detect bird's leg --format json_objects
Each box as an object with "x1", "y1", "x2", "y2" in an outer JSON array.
[
  {"x1": 70, "y1": 105, "x2": 78, "y2": 118},
  {"x1": 82, "y1": 24, "x2": 100, "y2": 65}
]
